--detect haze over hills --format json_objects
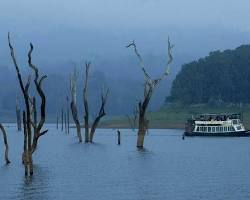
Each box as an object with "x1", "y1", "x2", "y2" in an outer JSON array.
[
  {"x1": 2, "y1": 31, "x2": 250, "y2": 122},
  {"x1": 1, "y1": 0, "x2": 250, "y2": 121}
]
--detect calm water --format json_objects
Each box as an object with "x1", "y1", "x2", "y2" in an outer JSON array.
[{"x1": 1, "y1": 124, "x2": 250, "y2": 200}]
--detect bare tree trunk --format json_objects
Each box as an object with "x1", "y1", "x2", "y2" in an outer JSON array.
[
  {"x1": 56, "y1": 113, "x2": 58, "y2": 130},
  {"x1": 33, "y1": 97, "x2": 37, "y2": 134},
  {"x1": 0, "y1": 123, "x2": 10, "y2": 164},
  {"x1": 71, "y1": 102, "x2": 82, "y2": 142},
  {"x1": 89, "y1": 116, "x2": 101, "y2": 142},
  {"x1": 83, "y1": 62, "x2": 90, "y2": 143},
  {"x1": 28, "y1": 44, "x2": 48, "y2": 154},
  {"x1": 67, "y1": 96, "x2": 70, "y2": 134},
  {"x1": 22, "y1": 111, "x2": 28, "y2": 175},
  {"x1": 70, "y1": 69, "x2": 82, "y2": 143},
  {"x1": 64, "y1": 112, "x2": 67, "y2": 133},
  {"x1": 61, "y1": 107, "x2": 64, "y2": 132},
  {"x1": 22, "y1": 110, "x2": 33, "y2": 175},
  {"x1": 89, "y1": 90, "x2": 109, "y2": 143},
  {"x1": 126, "y1": 38, "x2": 173, "y2": 148},
  {"x1": 137, "y1": 110, "x2": 147, "y2": 148},
  {"x1": 16, "y1": 97, "x2": 22, "y2": 131},
  {"x1": 9, "y1": 34, "x2": 48, "y2": 175}
]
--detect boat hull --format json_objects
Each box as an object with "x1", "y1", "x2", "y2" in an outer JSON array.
[{"x1": 184, "y1": 131, "x2": 250, "y2": 137}]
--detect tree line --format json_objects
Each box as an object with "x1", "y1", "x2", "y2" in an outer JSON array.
[{"x1": 167, "y1": 44, "x2": 250, "y2": 105}]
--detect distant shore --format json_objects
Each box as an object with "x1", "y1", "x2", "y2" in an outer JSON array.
[{"x1": 2, "y1": 104, "x2": 250, "y2": 130}]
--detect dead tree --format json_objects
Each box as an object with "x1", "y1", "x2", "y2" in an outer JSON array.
[
  {"x1": 126, "y1": 106, "x2": 138, "y2": 131},
  {"x1": 64, "y1": 111, "x2": 67, "y2": 133},
  {"x1": 126, "y1": 38, "x2": 173, "y2": 148},
  {"x1": 83, "y1": 62, "x2": 90, "y2": 142},
  {"x1": 56, "y1": 112, "x2": 59, "y2": 130},
  {"x1": 0, "y1": 123, "x2": 10, "y2": 164},
  {"x1": 70, "y1": 69, "x2": 82, "y2": 142},
  {"x1": 28, "y1": 43, "x2": 48, "y2": 153},
  {"x1": 32, "y1": 97, "x2": 37, "y2": 135},
  {"x1": 16, "y1": 97, "x2": 22, "y2": 131},
  {"x1": 22, "y1": 111, "x2": 32, "y2": 175},
  {"x1": 66, "y1": 96, "x2": 70, "y2": 134},
  {"x1": 61, "y1": 107, "x2": 64, "y2": 132},
  {"x1": 8, "y1": 33, "x2": 48, "y2": 175},
  {"x1": 89, "y1": 89, "x2": 109, "y2": 143}
]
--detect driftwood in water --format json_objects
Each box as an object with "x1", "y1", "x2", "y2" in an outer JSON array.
[
  {"x1": 83, "y1": 62, "x2": 90, "y2": 142},
  {"x1": 70, "y1": 69, "x2": 82, "y2": 142},
  {"x1": 8, "y1": 33, "x2": 48, "y2": 175},
  {"x1": 0, "y1": 123, "x2": 10, "y2": 164},
  {"x1": 16, "y1": 97, "x2": 22, "y2": 131},
  {"x1": 89, "y1": 89, "x2": 109, "y2": 143},
  {"x1": 126, "y1": 38, "x2": 173, "y2": 148}
]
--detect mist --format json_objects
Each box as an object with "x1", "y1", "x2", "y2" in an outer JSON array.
[{"x1": 1, "y1": 0, "x2": 250, "y2": 120}]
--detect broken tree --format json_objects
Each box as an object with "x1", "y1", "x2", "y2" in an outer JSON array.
[
  {"x1": 126, "y1": 38, "x2": 173, "y2": 148},
  {"x1": 70, "y1": 68, "x2": 82, "y2": 142},
  {"x1": 8, "y1": 33, "x2": 48, "y2": 175},
  {"x1": 89, "y1": 89, "x2": 109, "y2": 143},
  {"x1": 82, "y1": 62, "x2": 109, "y2": 143},
  {"x1": 83, "y1": 62, "x2": 90, "y2": 143}
]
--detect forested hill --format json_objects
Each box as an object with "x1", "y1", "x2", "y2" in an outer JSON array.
[{"x1": 167, "y1": 44, "x2": 250, "y2": 104}]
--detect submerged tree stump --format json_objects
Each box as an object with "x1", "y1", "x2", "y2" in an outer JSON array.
[{"x1": 117, "y1": 130, "x2": 121, "y2": 145}]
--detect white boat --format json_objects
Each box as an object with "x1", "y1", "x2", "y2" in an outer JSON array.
[{"x1": 184, "y1": 113, "x2": 250, "y2": 137}]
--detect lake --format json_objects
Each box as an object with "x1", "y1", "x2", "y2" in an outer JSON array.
[{"x1": 1, "y1": 124, "x2": 250, "y2": 200}]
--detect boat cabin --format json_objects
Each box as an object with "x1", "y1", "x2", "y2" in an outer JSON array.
[{"x1": 185, "y1": 113, "x2": 245, "y2": 134}]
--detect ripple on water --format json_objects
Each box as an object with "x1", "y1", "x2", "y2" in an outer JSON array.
[{"x1": 0, "y1": 126, "x2": 250, "y2": 200}]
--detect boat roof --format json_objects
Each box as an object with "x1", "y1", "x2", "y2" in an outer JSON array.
[{"x1": 195, "y1": 113, "x2": 242, "y2": 120}]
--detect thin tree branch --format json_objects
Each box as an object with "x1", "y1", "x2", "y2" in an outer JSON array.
[{"x1": 126, "y1": 40, "x2": 151, "y2": 81}]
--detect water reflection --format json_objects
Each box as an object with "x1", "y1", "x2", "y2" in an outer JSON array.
[
  {"x1": 1, "y1": 127, "x2": 250, "y2": 200},
  {"x1": 14, "y1": 165, "x2": 50, "y2": 200}
]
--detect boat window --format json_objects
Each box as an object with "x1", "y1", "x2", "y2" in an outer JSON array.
[
  {"x1": 216, "y1": 127, "x2": 219, "y2": 132},
  {"x1": 224, "y1": 127, "x2": 227, "y2": 132},
  {"x1": 236, "y1": 126, "x2": 241, "y2": 130},
  {"x1": 220, "y1": 127, "x2": 223, "y2": 132},
  {"x1": 212, "y1": 127, "x2": 215, "y2": 132},
  {"x1": 227, "y1": 127, "x2": 230, "y2": 132},
  {"x1": 204, "y1": 127, "x2": 207, "y2": 132},
  {"x1": 208, "y1": 127, "x2": 211, "y2": 132},
  {"x1": 197, "y1": 127, "x2": 200, "y2": 132},
  {"x1": 232, "y1": 120, "x2": 238, "y2": 125}
]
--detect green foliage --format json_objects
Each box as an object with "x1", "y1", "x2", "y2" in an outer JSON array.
[{"x1": 168, "y1": 45, "x2": 250, "y2": 104}]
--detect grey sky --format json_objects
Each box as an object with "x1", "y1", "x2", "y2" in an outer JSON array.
[
  {"x1": 1, "y1": 0, "x2": 250, "y2": 64},
  {"x1": 1, "y1": 0, "x2": 249, "y2": 30}
]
